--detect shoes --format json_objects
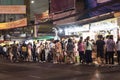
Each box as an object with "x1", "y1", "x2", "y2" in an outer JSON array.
[{"x1": 53, "y1": 62, "x2": 58, "y2": 64}]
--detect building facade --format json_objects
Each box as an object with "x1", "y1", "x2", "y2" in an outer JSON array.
[
  {"x1": 0, "y1": 0, "x2": 30, "y2": 40},
  {"x1": 0, "y1": 0, "x2": 30, "y2": 22}
]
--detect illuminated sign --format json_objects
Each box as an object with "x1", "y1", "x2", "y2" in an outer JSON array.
[
  {"x1": 90, "y1": 18, "x2": 118, "y2": 31},
  {"x1": 57, "y1": 24, "x2": 89, "y2": 36},
  {"x1": 0, "y1": 5, "x2": 26, "y2": 14},
  {"x1": 0, "y1": 18, "x2": 27, "y2": 30}
]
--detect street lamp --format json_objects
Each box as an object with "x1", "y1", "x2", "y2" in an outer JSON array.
[
  {"x1": 30, "y1": 0, "x2": 37, "y2": 37},
  {"x1": 31, "y1": 0, "x2": 35, "y2": 4}
]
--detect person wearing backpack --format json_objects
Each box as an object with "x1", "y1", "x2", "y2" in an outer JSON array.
[
  {"x1": 21, "y1": 42, "x2": 28, "y2": 61},
  {"x1": 66, "y1": 38, "x2": 75, "y2": 64}
]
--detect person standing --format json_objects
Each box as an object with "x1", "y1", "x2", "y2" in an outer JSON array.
[
  {"x1": 32, "y1": 41, "x2": 37, "y2": 62},
  {"x1": 21, "y1": 42, "x2": 28, "y2": 61},
  {"x1": 54, "y1": 40, "x2": 62, "y2": 63},
  {"x1": 85, "y1": 36, "x2": 93, "y2": 64},
  {"x1": 12, "y1": 41, "x2": 18, "y2": 62},
  {"x1": 106, "y1": 35, "x2": 116, "y2": 64},
  {"x1": 95, "y1": 35, "x2": 105, "y2": 65},
  {"x1": 27, "y1": 42, "x2": 32, "y2": 62},
  {"x1": 40, "y1": 44, "x2": 45, "y2": 62},
  {"x1": 66, "y1": 38, "x2": 75, "y2": 64},
  {"x1": 116, "y1": 38, "x2": 120, "y2": 64},
  {"x1": 44, "y1": 42, "x2": 49, "y2": 62},
  {"x1": 78, "y1": 37, "x2": 85, "y2": 64},
  {"x1": 104, "y1": 35, "x2": 109, "y2": 64}
]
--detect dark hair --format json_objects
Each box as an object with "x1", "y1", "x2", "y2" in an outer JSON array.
[
  {"x1": 97, "y1": 35, "x2": 103, "y2": 39},
  {"x1": 78, "y1": 37, "x2": 83, "y2": 45},
  {"x1": 109, "y1": 35, "x2": 113, "y2": 39},
  {"x1": 106, "y1": 35, "x2": 109, "y2": 39},
  {"x1": 68, "y1": 38, "x2": 72, "y2": 43},
  {"x1": 80, "y1": 37, "x2": 83, "y2": 40}
]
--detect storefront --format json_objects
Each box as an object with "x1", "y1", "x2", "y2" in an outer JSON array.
[
  {"x1": 55, "y1": 17, "x2": 119, "y2": 42},
  {"x1": 90, "y1": 18, "x2": 119, "y2": 42},
  {"x1": 55, "y1": 23, "x2": 89, "y2": 40}
]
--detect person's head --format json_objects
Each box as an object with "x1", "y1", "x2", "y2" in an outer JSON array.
[
  {"x1": 80, "y1": 37, "x2": 83, "y2": 40},
  {"x1": 109, "y1": 35, "x2": 113, "y2": 39},
  {"x1": 68, "y1": 38, "x2": 72, "y2": 43},
  {"x1": 37, "y1": 40, "x2": 39, "y2": 43},
  {"x1": 97, "y1": 35, "x2": 103, "y2": 40},
  {"x1": 13, "y1": 41, "x2": 16, "y2": 45},
  {"x1": 106, "y1": 35, "x2": 109, "y2": 39},
  {"x1": 79, "y1": 37, "x2": 83, "y2": 43},
  {"x1": 55, "y1": 40, "x2": 60, "y2": 44},
  {"x1": 33, "y1": 41, "x2": 35, "y2": 44},
  {"x1": 86, "y1": 36, "x2": 90, "y2": 41}
]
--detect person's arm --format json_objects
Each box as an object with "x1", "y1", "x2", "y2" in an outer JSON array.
[{"x1": 114, "y1": 41, "x2": 117, "y2": 54}]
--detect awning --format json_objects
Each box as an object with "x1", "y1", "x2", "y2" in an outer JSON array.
[{"x1": 33, "y1": 36, "x2": 55, "y2": 40}]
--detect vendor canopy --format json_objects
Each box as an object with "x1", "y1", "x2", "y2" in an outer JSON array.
[
  {"x1": 0, "y1": 5, "x2": 26, "y2": 14},
  {"x1": 33, "y1": 36, "x2": 55, "y2": 40}
]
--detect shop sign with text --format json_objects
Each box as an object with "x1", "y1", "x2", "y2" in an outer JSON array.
[
  {"x1": 0, "y1": 5, "x2": 26, "y2": 14},
  {"x1": 90, "y1": 18, "x2": 118, "y2": 31}
]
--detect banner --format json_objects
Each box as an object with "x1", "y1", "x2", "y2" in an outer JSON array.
[
  {"x1": 114, "y1": 12, "x2": 120, "y2": 17},
  {"x1": 0, "y1": 18, "x2": 27, "y2": 30},
  {"x1": 0, "y1": 5, "x2": 26, "y2": 14},
  {"x1": 35, "y1": 10, "x2": 49, "y2": 22}
]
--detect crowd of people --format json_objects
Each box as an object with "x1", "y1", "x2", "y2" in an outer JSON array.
[{"x1": 0, "y1": 35, "x2": 120, "y2": 66}]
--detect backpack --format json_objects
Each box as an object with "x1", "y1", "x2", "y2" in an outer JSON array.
[
  {"x1": 67, "y1": 42, "x2": 74, "y2": 51},
  {"x1": 21, "y1": 46, "x2": 27, "y2": 52}
]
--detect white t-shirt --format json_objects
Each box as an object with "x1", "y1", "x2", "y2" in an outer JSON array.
[{"x1": 85, "y1": 41, "x2": 93, "y2": 50}]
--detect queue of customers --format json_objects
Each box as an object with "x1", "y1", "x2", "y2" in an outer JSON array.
[{"x1": 0, "y1": 35, "x2": 120, "y2": 66}]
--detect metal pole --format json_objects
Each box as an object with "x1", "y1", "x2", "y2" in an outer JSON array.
[{"x1": 33, "y1": 17, "x2": 38, "y2": 37}]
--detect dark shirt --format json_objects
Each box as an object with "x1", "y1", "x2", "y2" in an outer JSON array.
[
  {"x1": 96, "y1": 40, "x2": 105, "y2": 51},
  {"x1": 12, "y1": 44, "x2": 17, "y2": 53}
]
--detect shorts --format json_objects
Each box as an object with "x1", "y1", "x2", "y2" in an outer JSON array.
[
  {"x1": 56, "y1": 52, "x2": 60, "y2": 57},
  {"x1": 67, "y1": 51, "x2": 74, "y2": 57},
  {"x1": 97, "y1": 50, "x2": 104, "y2": 58}
]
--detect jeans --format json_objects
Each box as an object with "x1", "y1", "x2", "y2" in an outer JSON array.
[{"x1": 85, "y1": 50, "x2": 92, "y2": 64}]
